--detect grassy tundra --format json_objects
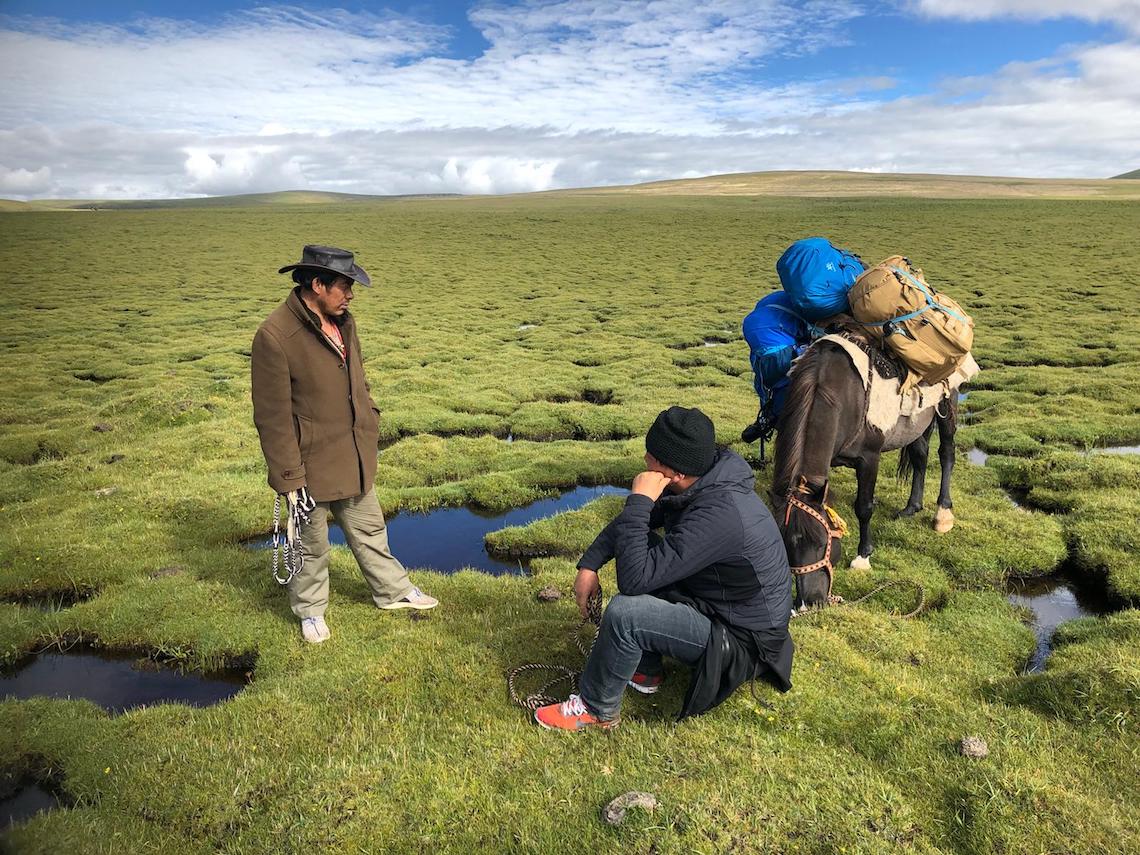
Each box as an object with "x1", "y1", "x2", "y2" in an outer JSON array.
[{"x1": 1, "y1": 187, "x2": 1139, "y2": 853}]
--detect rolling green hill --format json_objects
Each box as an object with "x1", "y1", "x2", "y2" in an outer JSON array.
[
  {"x1": 4, "y1": 189, "x2": 459, "y2": 211},
  {"x1": 554, "y1": 169, "x2": 1140, "y2": 199},
  {"x1": 1111, "y1": 168, "x2": 1140, "y2": 179},
  {"x1": 6, "y1": 170, "x2": 1140, "y2": 210}
]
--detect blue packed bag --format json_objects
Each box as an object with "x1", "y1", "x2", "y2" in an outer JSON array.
[
  {"x1": 776, "y1": 237, "x2": 865, "y2": 321},
  {"x1": 742, "y1": 291, "x2": 814, "y2": 408}
]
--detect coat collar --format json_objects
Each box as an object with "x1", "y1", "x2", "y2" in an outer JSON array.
[{"x1": 286, "y1": 286, "x2": 355, "y2": 338}]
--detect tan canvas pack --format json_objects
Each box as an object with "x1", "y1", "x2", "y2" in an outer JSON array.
[{"x1": 848, "y1": 256, "x2": 975, "y2": 385}]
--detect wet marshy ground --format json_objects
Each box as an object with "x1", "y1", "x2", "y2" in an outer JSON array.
[
  {"x1": 247, "y1": 484, "x2": 626, "y2": 575},
  {"x1": 1007, "y1": 575, "x2": 1116, "y2": 673},
  {"x1": 0, "y1": 589, "x2": 96, "y2": 611},
  {"x1": 0, "y1": 648, "x2": 249, "y2": 714},
  {"x1": 2, "y1": 780, "x2": 61, "y2": 830}
]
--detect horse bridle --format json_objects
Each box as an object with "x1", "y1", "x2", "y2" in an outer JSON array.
[{"x1": 782, "y1": 482, "x2": 849, "y2": 580}]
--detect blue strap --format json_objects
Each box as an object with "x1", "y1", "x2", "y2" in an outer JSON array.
[
  {"x1": 859, "y1": 305, "x2": 929, "y2": 328},
  {"x1": 769, "y1": 303, "x2": 825, "y2": 338},
  {"x1": 890, "y1": 266, "x2": 969, "y2": 323}
]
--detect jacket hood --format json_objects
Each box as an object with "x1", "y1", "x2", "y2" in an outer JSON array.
[{"x1": 661, "y1": 448, "x2": 755, "y2": 509}]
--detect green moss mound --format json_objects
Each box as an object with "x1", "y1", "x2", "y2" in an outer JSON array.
[{"x1": 2, "y1": 195, "x2": 1138, "y2": 852}]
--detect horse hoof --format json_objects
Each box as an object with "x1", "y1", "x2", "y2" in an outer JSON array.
[
  {"x1": 850, "y1": 555, "x2": 872, "y2": 571},
  {"x1": 933, "y1": 508, "x2": 955, "y2": 533}
]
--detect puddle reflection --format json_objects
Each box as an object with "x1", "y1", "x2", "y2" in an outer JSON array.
[
  {"x1": 247, "y1": 485, "x2": 626, "y2": 575},
  {"x1": 1006, "y1": 576, "x2": 1114, "y2": 673},
  {"x1": 2, "y1": 783, "x2": 59, "y2": 829},
  {"x1": 0, "y1": 651, "x2": 247, "y2": 714}
]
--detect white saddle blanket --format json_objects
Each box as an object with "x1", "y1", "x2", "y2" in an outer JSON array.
[{"x1": 819, "y1": 334, "x2": 980, "y2": 435}]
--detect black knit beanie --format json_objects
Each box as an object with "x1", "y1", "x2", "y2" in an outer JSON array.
[{"x1": 645, "y1": 406, "x2": 716, "y2": 476}]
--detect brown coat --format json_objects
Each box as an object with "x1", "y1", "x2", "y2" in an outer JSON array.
[{"x1": 251, "y1": 288, "x2": 381, "y2": 501}]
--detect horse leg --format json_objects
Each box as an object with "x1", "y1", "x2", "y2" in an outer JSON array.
[
  {"x1": 849, "y1": 454, "x2": 880, "y2": 570},
  {"x1": 933, "y1": 399, "x2": 957, "y2": 533},
  {"x1": 896, "y1": 419, "x2": 936, "y2": 518}
]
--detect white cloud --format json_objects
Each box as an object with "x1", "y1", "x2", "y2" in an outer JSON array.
[
  {"x1": 913, "y1": 0, "x2": 1140, "y2": 33},
  {"x1": 441, "y1": 156, "x2": 560, "y2": 193},
  {"x1": 0, "y1": 2, "x2": 1137, "y2": 198},
  {"x1": 0, "y1": 2, "x2": 860, "y2": 137},
  {"x1": 0, "y1": 164, "x2": 52, "y2": 194},
  {"x1": 182, "y1": 146, "x2": 309, "y2": 195}
]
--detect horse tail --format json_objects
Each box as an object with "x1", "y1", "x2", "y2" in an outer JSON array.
[{"x1": 897, "y1": 442, "x2": 915, "y2": 483}]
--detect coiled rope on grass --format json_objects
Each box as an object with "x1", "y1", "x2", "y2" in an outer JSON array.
[
  {"x1": 507, "y1": 579, "x2": 925, "y2": 711},
  {"x1": 507, "y1": 589, "x2": 602, "y2": 711}
]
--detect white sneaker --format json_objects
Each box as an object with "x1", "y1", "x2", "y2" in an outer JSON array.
[
  {"x1": 379, "y1": 586, "x2": 439, "y2": 611},
  {"x1": 301, "y1": 616, "x2": 330, "y2": 643}
]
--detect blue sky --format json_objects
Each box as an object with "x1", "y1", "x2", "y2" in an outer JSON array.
[{"x1": 1, "y1": 0, "x2": 1137, "y2": 198}]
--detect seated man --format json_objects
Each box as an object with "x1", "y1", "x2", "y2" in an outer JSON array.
[
  {"x1": 534, "y1": 407, "x2": 793, "y2": 731},
  {"x1": 740, "y1": 290, "x2": 817, "y2": 442}
]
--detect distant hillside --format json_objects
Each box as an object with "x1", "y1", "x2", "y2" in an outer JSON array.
[
  {"x1": 552, "y1": 170, "x2": 1140, "y2": 200},
  {"x1": 6, "y1": 171, "x2": 1140, "y2": 209},
  {"x1": 0, "y1": 189, "x2": 460, "y2": 211}
]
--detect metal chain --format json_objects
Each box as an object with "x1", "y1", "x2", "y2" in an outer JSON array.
[{"x1": 507, "y1": 589, "x2": 603, "y2": 711}]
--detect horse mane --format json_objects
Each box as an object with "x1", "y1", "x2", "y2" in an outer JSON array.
[{"x1": 772, "y1": 346, "x2": 824, "y2": 500}]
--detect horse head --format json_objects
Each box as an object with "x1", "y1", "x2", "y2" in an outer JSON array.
[{"x1": 774, "y1": 477, "x2": 847, "y2": 610}]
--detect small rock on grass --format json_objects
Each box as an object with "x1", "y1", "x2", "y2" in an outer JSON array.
[
  {"x1": 92, "y1": 423, "x2": 113, "y2": 432},
  {"x1": 536, "y1": 585, "x2": 562, "y2": 602},
  {"x1": 94, "y1": 486, "x2": 119, "y2": 497},
  {"x1": 959, "y1": 736, "x2": 989, "y2": 758},
  {"x1": 602, "y1": 792, "x2": 658, "y2": 826}
]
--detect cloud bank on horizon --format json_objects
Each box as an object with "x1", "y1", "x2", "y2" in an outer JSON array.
[{"x1": 1, "y1": 0, "x2": 1138, "y2": 199}]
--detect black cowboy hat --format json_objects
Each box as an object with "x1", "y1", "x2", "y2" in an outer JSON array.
[{"x1": 278, "y1": 244, "x2": 371, "y2": 287}]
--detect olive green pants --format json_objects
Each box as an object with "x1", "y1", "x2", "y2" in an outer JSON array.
[{"x1": 290, "y1": 488, "x2": 414, "y2": 618}]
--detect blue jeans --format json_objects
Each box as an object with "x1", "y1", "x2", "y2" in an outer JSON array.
[{"x1": 578, "y1": 594, "x2": 711, "y2": 720}]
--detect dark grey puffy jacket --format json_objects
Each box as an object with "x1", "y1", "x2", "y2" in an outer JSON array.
[{"x1": 580, "y1": 448, "x2": 792, "y2": 633}]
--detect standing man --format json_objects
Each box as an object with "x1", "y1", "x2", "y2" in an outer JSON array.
[
  {"x1": 534, "y1": 406, "x2": 793, "y2": 731},
  {"x1": 252, "y1": 245, "x2": 437, "y2": 645}
]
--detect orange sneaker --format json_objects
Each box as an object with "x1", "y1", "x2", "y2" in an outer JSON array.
[
  {"x1": 628, "y1": 672, "x2": 663, "y2": 694},
  {"x1": 534, "y1": 694, "x2": 619, "y2": 732}
]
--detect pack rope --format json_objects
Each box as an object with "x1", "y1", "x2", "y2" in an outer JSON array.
[
  {"x1": 507, "y1": 588, "x2": 603, "y2": 711},
  {"x1": 271, "y1": 487, "x2": 317, "y2": 586},
  {"x1": 791, "y1": 579, "x2": 926, "y2": 620}
]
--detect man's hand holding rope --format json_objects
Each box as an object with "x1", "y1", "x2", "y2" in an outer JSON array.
[
  {"x1": 574, "y1": 567, "x2": 601, "y2": 619},
  {"x1": 271, "y1": 485, "x2": 318, "y2": 586}
]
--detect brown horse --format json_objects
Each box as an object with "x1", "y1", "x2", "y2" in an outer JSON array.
[{"x1": 770, "y1": 339, "x2": 958, "y2": 609}]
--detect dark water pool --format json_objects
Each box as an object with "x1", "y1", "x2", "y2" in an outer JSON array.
[
  {"x1": 1006, "y1": 577, "x2": 1115, "y2": 673},
  {"x1": 248, "y1": 484, "x2": 626, "y2": 575},
  {"x1": 0, "y1": 650, "x2": 247, "y2": 714},
  {"x1": 2, "y1": 783, "x2": 58, "y2": 829},
  {"x1": 0, "y1": 590, "x2": 94, "y2": 611}
]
